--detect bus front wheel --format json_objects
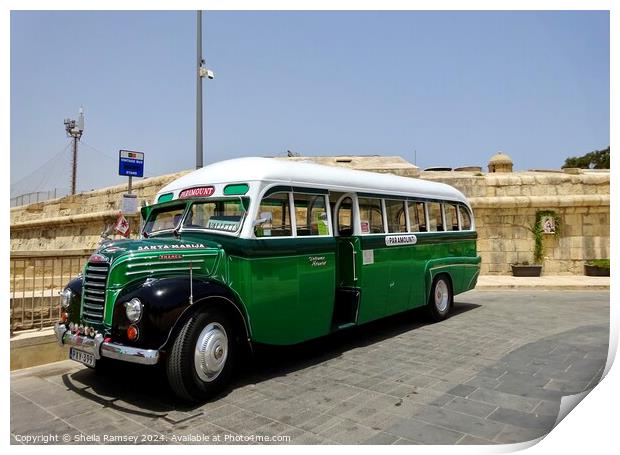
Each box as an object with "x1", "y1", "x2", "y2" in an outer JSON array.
[
  {"x1": 426, "y1": 275, "x2": 453, "y2": 322},
  {"x1": 166, "y1": 308, "x2": 235, "y2": 402}
]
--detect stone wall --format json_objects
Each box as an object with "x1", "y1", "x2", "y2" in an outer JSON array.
[
  {"x1": 421, "y1": 170, "x2": 610, "y2": 275},
  {"x1": 10, "y1": 171, "x2": 189, "y2": 251},
  {"x1": 10, "y1": 164, "x2": 610, "y2": 275}
]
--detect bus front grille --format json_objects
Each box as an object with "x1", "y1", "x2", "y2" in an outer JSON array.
[{"x1": 82, "y1": 262, "x2": 109, "y2": 323}]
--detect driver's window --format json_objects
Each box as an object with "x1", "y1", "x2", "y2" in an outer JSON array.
[
  {"x1": 255, "y1": 192, "x2": 291, "y2": 237},
  {"x1": 337, "y1": 197, "x2": 353, "y2": 236}
]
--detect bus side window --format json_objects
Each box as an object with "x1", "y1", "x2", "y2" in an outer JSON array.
[
  {"x1": 337, "y1": 197, "x2": 353, "y2": 236},
  {"x1": 385, "y1": 200, "x2": 407, "y2": 233},
  {"x1": 427, "y1": 202, "x2": 443, "y2": 232},
  {"x1": 445, "y1": 203, "x2": 460, "y2": 231},
  {"x1": 358, "y1": 198, "x2": 385, "y2": 234},
  {"x1": 459, "y1": 204, "x2": 472, "y2": 230},
  {"x1": 255, "y1": 192, "x2": 292, "y2": 237},
  {"x1": 294, "y1": 194, "x2": 329, "y2": 236},
  {"x1": 408, "y1": 201, "x2": 426, "y2": 232}
]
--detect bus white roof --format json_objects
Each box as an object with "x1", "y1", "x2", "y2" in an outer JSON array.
[{"x1": 156, "y1": 157, "x2": 468, "y2": 204}]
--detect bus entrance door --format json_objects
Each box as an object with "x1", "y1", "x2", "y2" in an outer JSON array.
[
  {"x1": 332, "y1": 194, "x2": 360, "y2": 330},
  {"x1": 333, "y1": 237, "x2": 361, "y2": 329}
]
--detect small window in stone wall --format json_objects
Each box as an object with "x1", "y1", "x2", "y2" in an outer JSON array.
[{"x1": 540, "y1": 215, "x2": 555, "y2": 234}]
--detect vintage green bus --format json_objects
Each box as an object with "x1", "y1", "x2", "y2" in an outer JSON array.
[{"x1": 54, "y1": 157, "x2": 480, "y2": 401}]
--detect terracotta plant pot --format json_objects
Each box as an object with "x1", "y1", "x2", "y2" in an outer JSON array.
[{"x1": 511, "y1": 264, "x2": 542, "y2": 277}]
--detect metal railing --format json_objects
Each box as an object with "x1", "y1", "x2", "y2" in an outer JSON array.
[
  {"x1": 10, "y1": 189, "x2": 61, "y2": 208},
  {"x1": 10, "y1": 250, "x2": 92, "y2": 333}
]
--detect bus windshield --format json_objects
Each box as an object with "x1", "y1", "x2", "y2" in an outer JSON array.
[
  {"x1": 143, "y1": 203, "x2": 188, "y2": 236},
  {"x1": 183, "y1": 198, "x2": 248, "y2": 234}
]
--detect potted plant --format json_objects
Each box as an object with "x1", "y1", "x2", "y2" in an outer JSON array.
[
  {"x1": 511, "y1": 261, "x2": 542, "y2": 277},
  {"x1": 511, "y1": 210, "x2": 561, "y2": 277},
  {"x1": 584, "y1": 259, "x2": 610, "y2": 277}
]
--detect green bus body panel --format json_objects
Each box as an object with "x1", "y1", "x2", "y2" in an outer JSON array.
[
  {"x1": 353, "y1": 232, "x2": 479, "y2": 325},
  {"x1": 192, "y1": 235, "x2": 338, "y2": 345},
  {"x1": 103, "y1": 249, "x2": 224, "y2": 325},
  {"x1": 82, "y1": 230, "x2": 480, "y2": 346},
  {"x1": 212, "y1": 232, "x2": 478, "y2": 345}
]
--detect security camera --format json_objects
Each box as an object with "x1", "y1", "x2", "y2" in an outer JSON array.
[{"x1": 200, "y1": 67, "x2": 215, "y2": 79}]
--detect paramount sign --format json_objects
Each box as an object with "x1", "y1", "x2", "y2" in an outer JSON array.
[
  {"x1": 179, "y1": 186, "x2": 215, "y2": 198},
  {"x1": 385, "y1": 235, "x2": 418, "y2": 246}
]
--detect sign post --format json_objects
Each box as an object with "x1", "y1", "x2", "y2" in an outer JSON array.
[{"x1": 118, "y1": 150, "x2": 144, "y2": 218}]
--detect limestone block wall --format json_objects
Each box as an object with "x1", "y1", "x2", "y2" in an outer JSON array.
[
  {"x1": 10, "y1": 165, "x2": 610, "y2": 275},
  {"x1": 422, "y1": 170, "x2": 610, "y2": 275},
  {"x1": 10, "y1": 171, "x2": 188, "y2": 251}
]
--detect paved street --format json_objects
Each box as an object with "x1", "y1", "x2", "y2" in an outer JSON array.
[{"x1": 11, "y1": 290, "x2": 609, "y2": 445}]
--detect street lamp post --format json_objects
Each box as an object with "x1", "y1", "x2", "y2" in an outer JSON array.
[{"x1": 196, "y1": 10, "x2": 215, "y2": 169}]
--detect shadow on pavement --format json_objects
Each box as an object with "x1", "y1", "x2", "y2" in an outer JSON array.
[{"x1": 61, "y1": 301, "x2": 482, "y2": 416}]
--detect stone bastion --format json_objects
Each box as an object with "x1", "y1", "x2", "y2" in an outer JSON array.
[{"x1": 9, "y1": 164, "x2": 609, "y2": 276}]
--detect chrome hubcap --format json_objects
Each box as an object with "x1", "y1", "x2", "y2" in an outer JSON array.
[
  {"x1": 434, "y1": 280, "x2": 449, "y2": 313},
  {"x1": 194, "y1": 322, "x2": 228, "y2": 382}
]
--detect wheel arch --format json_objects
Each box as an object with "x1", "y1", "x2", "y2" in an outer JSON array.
[
  {"x1": 159, "y1": 291, "x2": 252, "y2": 356},
  {"x1": 424, "y1": 262, "x2": 455, "y2": 303},
  {"x1": 160, "y1": 294, "x2": 252, "y2": 352}
]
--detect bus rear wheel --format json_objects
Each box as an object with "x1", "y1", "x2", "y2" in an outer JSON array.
[
  {"x1": 426, "y1": 275, "x2": 453, "y2": 322},
  {"x1": 166, "y1": 308, "x2": 235, "y2": 402}
]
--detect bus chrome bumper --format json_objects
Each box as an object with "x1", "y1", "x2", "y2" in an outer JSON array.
[{"x1": 53, "y1": 323, "x2": 159, "y2": 366}]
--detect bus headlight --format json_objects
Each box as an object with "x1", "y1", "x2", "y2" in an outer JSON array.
[
  {"x1": 60, "y1": 288, "x2": 73, "y2": 309},
  {"x1": 124, "y1": 298, "x2": 143, "y2": 323}
]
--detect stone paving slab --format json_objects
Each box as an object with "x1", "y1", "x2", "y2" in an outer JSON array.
[{"x1": 10, "y1": 290, "x2": 609, "y2": 445}]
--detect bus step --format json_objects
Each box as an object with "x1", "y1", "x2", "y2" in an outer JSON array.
[
  {"x1": 335, "y1": 322, "x2": 357, "y2": 330},
  {"x1": 332, "y1": 287, "x2": 360, "y2": 328}
]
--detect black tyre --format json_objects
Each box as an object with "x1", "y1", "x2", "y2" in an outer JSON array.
[
  {"x1": 166, "y1": 308, "x2": 235, "y2": 402},
  {"x1": 426, "y1": 275, "x2": 453, "y2": 322}
]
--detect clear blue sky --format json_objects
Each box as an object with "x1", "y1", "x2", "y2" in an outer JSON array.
[{"x1": 10, "y1": 10, "x2": 609, "y2": 195}]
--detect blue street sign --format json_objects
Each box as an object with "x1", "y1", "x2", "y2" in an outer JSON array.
[{"x1": 119, "y1": 150, "x2": 144, "y2": 177}]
